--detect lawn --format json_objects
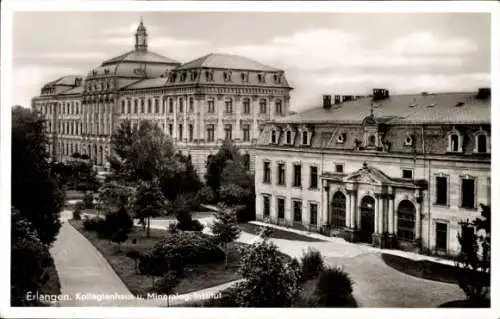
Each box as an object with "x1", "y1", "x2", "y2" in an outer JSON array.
[
  {"x1": 69, "y1": 219, "x2": 243, "y2": 298},
  {"x1": 238, "y1": 223, "x2": 325, "y2": 242}
]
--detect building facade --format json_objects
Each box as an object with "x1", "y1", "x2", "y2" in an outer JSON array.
[
  {"x1": 254, "y1": 89, "x2": 491, "y2": 255},
  {"x1": 32, "y1": 20, "x2": 292, "y2": 175}
]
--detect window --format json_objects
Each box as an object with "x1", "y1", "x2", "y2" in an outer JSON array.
[
  {"x1": 275, "y1": 100, "x2": 282, "y2": 115},
  {"x1": 397, "y1": 200, "x2": 416, "y2": 242},
  {"x1": 277, "y1": 198, "x2": 285, "y2": 219},
  {"x1": 259, "y1": 99, "x2": 267, "y2": 114},
  {"x1": 155, "y1": 99, "x2": 159, "y2": 113},
  {"x1": 225, "y1": 99, "x2": 233, "y2": 113},
  {"x1": 169, "y1": 99, "x2": 174, "y2": 113},
  {"x1": 205, "y1": 70, "x2": 214, "y2": 81},
  {"x1": 207, "y1": 98, "x2": 215, "y2": 113},
  {"x1": 477, "y1": 134, "x2": 487, "y2": 153},
  {"x1": 121, "y1": 100, "x2": 125, "y2": 113},
  {"x1": 368, "y1": 134, "x2": 376, "y2": 147},
  {"x1": 310, "y1": 203, "x2": 318, "y2": 226},
  {"x1": 179, "y1": 99, "x2": 184, "y2": 113},
  {"x1": 293, "y1": 200, "x2": 302, "y2": 223},
  {"x1": 168, "y1": 124, "x2": 173, "y2": 136},
  {"x1": 286, "y1": 131, "x2": 292, "y2": 145},
  {"x1": 461, "y1": 178, "x2": 475, "y2": 209},
  {"x1": 274, "y1": 74, "x2": 281, "y2": 84},
  {"x1": 188, "y1": 124, "x2": 193, "y2": 142},
  {"x1": 189, "y1": 97, "x2": 194, "y2": 113},
  {"x1": 263, "y1": 195, "x2": 270, "y2": 217},
  {"x1": 243, "y1": 154, "x2": 250, "y2": 171},
  {"x1": 302, "y1": 131, "x2": 308, "y2": 145},
  {"x1": 257, "y1": 74, "x2": 265, "y2": 83},
  {"x1": 402, "y1": 169, "x2": 413, "y2": 179},
  {"x1": 241, "y1": 72, "x2": 248, "y2": 82},
  {"x1": 147, "y1": 99, "x2": 152, "y2": 113},
  {"x1": 242, "y1": 125, "x2": 250, "y2": 142},
  {"x1": 450, "y1": 134, "x2": 459, "y2": 152},
  {"x1": 271, "y1": 130, "x2": 277, "y2": 144},
  {"x1": 223, "y1": 71, "x2": 232, "y2": 82},
  {"x1": 277, "y1": 163, "x2": 286, "y2": 186},
  {"x1": 178, "y1": 124, "x2": 183, "y2": 140},
  {"x1": 263, "y1": 161, "x2": 271, "y2": 184},
  {"x1": 310, "y1": 166, "x2": 318, "y2": 189},
  {"x1": 134, "y1": 100, "x2": 138, "y2": 113},
  {"x1": 190, "y1": 71, "x2": 197, "y2": 81},
  {"x1": 435, "y1": 222, "x2": 447, "y2": 251},
  {"x1": 207, "y1": 124, "x2": 215, "y2": 142},
  {"x1": 293, "y1": 164, "x2": 302, "y2": 187},
  {"x1": 435, "y1": 176, "x2": 448, "y2": 205},
  {"x1": 335, "y1": 164, "x2": 344, "y2": 173},
  {"x1": 141, "y1": 99, "x2": 145, "y2": 113},
  {"x1": 224, "y1": 124, "x2": 232, "y2": 140},
  {"x1": 243, "y1": 99, "x2": 250, "y2": 114}
]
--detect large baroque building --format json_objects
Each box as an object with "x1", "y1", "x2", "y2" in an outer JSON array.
[
  {"x1": 32, "y1": 20, "x2": 292, "y2": 175},
  {"x1": 254, "y1": 88, "x2": 491, "y2": 255}
]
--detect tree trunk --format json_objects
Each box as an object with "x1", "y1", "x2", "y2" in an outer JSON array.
[{"x1": 147, "y1": 217, "x2": 151, "y2": 238}]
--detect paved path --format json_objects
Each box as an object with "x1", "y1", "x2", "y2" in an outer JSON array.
[{"x1": 50, "y1": 210, "x2": 241, "y2": 307}]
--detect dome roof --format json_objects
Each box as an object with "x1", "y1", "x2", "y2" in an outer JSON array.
[{"x1": 177, "y1": 53, "x2": 280, "y2": 71}]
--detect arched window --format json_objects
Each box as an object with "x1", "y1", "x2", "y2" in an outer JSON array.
[
  {"x1": 450, "y1": 134, "x2": 459, "y2": 152},
  {"x1": 397, "y1": 200, "x2": 416, "y2": 242},
  {"x1": 286, "y1": 131, "x2": 292, "y2": 145},
  {"x1": 302, "y1": 131, "x2": 308, "y2": 145},
  {"x1": 331, "y1": 192, "x2": 346, "y2": 228},
  {"x1": 243, "y1": 154, "x2": 250, "y2": 171},
  {"x1": 477, "y1": 134, "x2": 487, "y2": 153},
  {"x1": 368, "y1": 135, "x2": 376, "y2": 146}
]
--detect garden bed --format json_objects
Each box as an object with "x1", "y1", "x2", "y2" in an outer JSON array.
[
  {"x1": 239, "y1": 223, "x2": 325, "y2": 242},
  {"x1": 68, "y1": 220, "x2": 243, "y2": 297}
]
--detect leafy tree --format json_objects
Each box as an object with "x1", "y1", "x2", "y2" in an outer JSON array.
[
  {"x1": 195, "y1": 186, "x2": 215, "y2": 204},
  {"x1": 11, "y1": 209, "x2": 53, "y2": 306},
  {"x1": 205, "y1": 140, "x2": 242, "y2": 198},
  {"x1": 220, "y1": 159, "x2": 252, "y2": 189},
  {"x1": 159, "y1": 153, "x2": 202, "y2": 203},
  {"x1": 210, "y1": 205, "x2": 241, "y2": 267},
  {"x1": 300, "y1": 248, "x2": 325, "y2": 281},
  {"x1": 157, "y1": 271, "x2": 180, "y2": 307},
  {"x1": 456, "y1": 204, "x2": 490, "y2": 305},
  {"x1": 134, "y1": 180, "x2": 167, "y2": 237},
  {"x1": 238, "y1": 239, "x2": 302, "y2": 307},
  {"x1": 315, "y1": 266, "x2": 353, "y2": 307},
  {"x1": 112, "y1": 228, "x2": 129, "y2": 249},
  {"x1": 172, "y1": 194, "x2": 204, "y2": 232},
  {"x1": 12, "y1": 106, "x2": 64, "y2": 245},
  {"x1": 98, "y1": 180, "x2": 135, "y2": 213}
]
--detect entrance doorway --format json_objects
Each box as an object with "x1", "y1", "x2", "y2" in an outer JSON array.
[
  {"x1": 331, "y1": 191, "x2": 346, "y2": 228},
  {"x1": 359, "y1": 196, "x2": 375, "y2": 243}
]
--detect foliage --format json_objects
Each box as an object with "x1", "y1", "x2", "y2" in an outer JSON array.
[
  {"x1": 111, "y1": 228, "x2": 129, "y2": 247},
  {"x1": 237, "y1": 239, "x2": 302, "y2": 307},
  {"x1": 168, "y1": 222, "x2": 179, "y2": 234},
  {"x1": 157, "y1": 271, "x2": 180, "y2": 306},
  {"x1": 219, "y1": 183, "x2": 251, "y2": 206},
  {"x1": 83, "y1": 192, "x2": 94, "y2": 209},
  {"x1": 11, "y1": 210, "x2": 53, "y2": 306},
  {"x1": 205, "y1": 140, "x2": 242, "y2": 198},
  {"x1": 195, "y1": 186, "x2": 215, "y2": 204},
  {"x1": 456, "y1": 204, "x2": 490, "y2": 303},
  {"x1": 12, "y1": 106, "x2": 64, "y2": 245},
  {"x1": 211, "y1": 205, "x2": 241, "y2": 267},
  {"x1": 172, "y1": 194, "x2": 204, "y2": 232},
  {"x1": 72, "y1": 207, "x2": 82, "y2": 220},
  {"x1": 98, "y1": 180, "x2": 135, "y2": 213},
  {"x1": 220, "y1": 159, "x2": 252, "y2": 189},
  {"x1": 204, "y1": 281, "x2": 246, "y2": 307},
  {"x1": 134, "y1": 180, "x2": 167, "y2": 237},
  {"x1": 139, "y1": 250, "x2": 184, "y2": 278},
  {"x1": 83, "y1": 216, "x2": 103, "y2": 232},
  {"x1": 315, "y1": 266, "x2": 353, "y2": 307},
  {"x1": 97, "y1": 207, "x2": 134, "y2": 239},
  {"x1": 300, "y1": 248, "x2": 325, "y2": 281},
  {"x1": 70, "y1": 161, "x2": 100, "y2": 193},
  {"x1": 148, "y1": 231, "x2": 224, "y2": 268}
]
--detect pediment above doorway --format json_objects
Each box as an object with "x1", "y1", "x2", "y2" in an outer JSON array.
[{"x1": 343, "y1": 162, "x2": 390, "y2": 186}]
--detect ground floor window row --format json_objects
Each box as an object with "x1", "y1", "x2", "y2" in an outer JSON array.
[
  {"x1": 262, "y1": 194, "x2": 320, "y2": 227},
  {"x1": 54, "y1": 141, "x2": 109, "y2": 166}
]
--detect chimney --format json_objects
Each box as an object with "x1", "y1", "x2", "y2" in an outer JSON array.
[
  {"x1": 477, "y1": 87, "x2": 491, "y2": 100},
  {"x1": 323, "y1": 94, "x2": 332, "y2": 108}
]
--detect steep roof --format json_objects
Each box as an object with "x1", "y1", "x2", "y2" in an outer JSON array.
[
  {"x1": 277, "y1": 92, "x2": 490, "y2": 125},
  {"x1": 59, "y1": 86, "x2": 84, "y2": 95},
  {"x1": 43, "y1": 75, "x2": 82, "y2": 87},
  {"x1": 124, "y1": 77, "x2": 168, "y2": 90},
  {"x1": 176, "y1": 53, "x2": 280, "y2": 71},
  {"x1": 101, "y1": 49, "x2": 180, "y2": 66}
]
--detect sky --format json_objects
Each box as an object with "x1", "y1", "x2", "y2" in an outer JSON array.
[{"x1": 12, "y1": 11, "x2": 491, "y2": 112}]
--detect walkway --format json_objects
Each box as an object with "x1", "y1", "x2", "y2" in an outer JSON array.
[{"x1": 50, "y1": 210, "x2": 241, "y2": 307}]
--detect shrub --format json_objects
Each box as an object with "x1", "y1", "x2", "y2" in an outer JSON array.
[
  {"x1": 112, "y1": 228, "x2": 129, "y2": 247},
  {"x1": 72, "y1": 208, "x2": 82, "y2": 220},
  {"x1": 125, "y1": 249, "x2": 142, "y2": 274},
  {"x1": 83, "y1": 192, "x2": 94, "y2": 209},
  {"x1": 149, "y1": 231, "x2": 224, "y2": 266},
  {"x1": 195, "y1": 186, "x2": 215, "y2": 204},
  {"x1": 157, "y1": 271, "x2": 180, "y2": 306},
  {"x1": 205, "y1": 282, "x2": 245, "y2": 307},
  {"x1": 139, "y1": 250, "x2": 184, "y2": 278},
  {"x1": 83, "y1": 216, "x2": 103, "y2": 232},
  {"x1": 96, "y1": 208, "x2": 134, "y2": 239},
  {"x1": 168, "y1": 222, "x2": 179, "y2": 234},
  {"x1": 219, "y1": 184, "x2": 250, "y2": 206},
  {"x1": 173, "y1": 194, "x2": 205, "y2": 232},
  {"x1": 300, "y1": 248, "x2": 324, "y2": 281},
  {"x1": 315, "y1": 266, "x2": 353, "y2": 307}
]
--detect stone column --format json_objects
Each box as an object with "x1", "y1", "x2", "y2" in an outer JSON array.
[
  {"x1": 268, "y1": 96, "x2": 274, "y2": 122},
  {"x1": 194, "y1": 98, "x2": 199, "y2": 142},
  {"x1": 379, "y1": 195, "x2": 385, "y2": 233},
  {"x1": 351, "y1": 191, "x2": 357, "y2": 229},
  {"x1": 416, "y1": 197, "x2": 422, "y2": 240},
  {"x1": 163, "y1": 97, "x2": 168, "y2": 135},
  {"x1": 217, "y1": 95, "x2": 224, "y2": 141},
  {"x1": 183, "y1": 96, "x2": 188, "y2": 142},
  {"x1": 374, "y1": 195, "x2": 379, "y2": 234},
  {"x1": 199, "y1": 95, "x2": 205, "y2": 141},
  {"x1": 235, "y1": 96, "x2": 241, "y2": 141},
  {"x1": 388, "y1": 195, "x2": 395, "y2": 234},
  {"x1": 173, "y1": 97, "x2": 177, "y2": 140},
  {"x1": 322, "y1": 182, "x2": 329, "y2": 226},
  {"x1": 345, "y1": 192, "x2": 352, "y2": 228}
]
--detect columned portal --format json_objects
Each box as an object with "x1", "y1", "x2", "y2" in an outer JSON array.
[
  {"x1": 331, "y1": 191, "x2": 346, "y2": 228},
  {"x1": 359, "y1": 196, "x2": 375, "y2": 243}
]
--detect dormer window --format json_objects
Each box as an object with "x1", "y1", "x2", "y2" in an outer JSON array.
[
  {"x1": 180, "y1": 72, "x2": 187, "y2": 82},
  {"x1": 336, "y1": 133, "x2": 346, "y2": 144},
  {"x1": 241, "y1": 72, "x2": 248, "y2": 82},
  {"x1": 286, "y1": 131, "x2": 292, "y2": 145},
  {"x1": 368, "y1": 135, "x2": 376, "y2": 147},
  {"x1": 474, "y1": 130, "x2": 490, "y2": 154},
  {"x1": 299, "y1": 125, "x2": 312, "y2": 146},
  {"x1": 404, "y1": 134, "x2": 414, "y2": 146},
  {"x1": 223, "y1": 71, "x2": 232, "y2": 82},
  {"x1": 190, "y1": 71, "x2": 198, "y2": 81},
  {"x1": 271, "y1": 130, "x2": 277, "y2": 144},
  {"x1": 205, "y1": 70, "x2": 214, "y2": 81},
  {"x1": 302, "y1": 131, "x2": 308, "y2": 145},
  {"x1": 447, "y1": 128, "x2": 463, "y2": 153},
  {"x1": 257, "y1": 73, "x2": 265, "y2": 83},
  {"x1": 274, "y1": 74, "x2": 281, "y2": 84}
]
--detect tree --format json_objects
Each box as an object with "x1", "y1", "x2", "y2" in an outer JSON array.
[
  {"x1": 126, "y1": 250, "x2": 142, "y2": 274},
  {"x1": 70, "y1": 161, "x2": 100, "y2": 193},
  {"x1": 159, "y1": 153, "x2": 202, "y2": 203},
  {"x1": 456, "y1": 204, "x2": 490, "y2": 305},
  {"x1": 157, "y1": 271, "x2": 180, "y2": 307},
  {"x1": 112, "y1": 228, "x2": 129, "y2": 250},
  {"x1": 238, "y1": 239, "x2": 302, "y2": 307},
  {"x1": 315, "y1": 266, "x2": 353, "y2": 307},
  {"x1": 210, "y1": 205, "x2": 241, "y2": 267},
  {"x1": 98, "y1": 180, "x2": 135, "y2": 213},
  {"x1": 11, "y1": 209, "x2": 53, "y2": 306},
  {"x1": 205, "y1": 140, "x2": 242, "y2": 198},
  {"x1": 12, "y1": 106, "x2": 64, "y2": 245},
  {"x1": 220, "y1": 159, "x2": 252, "y2": 189},
  {"x1": 172, "y1": 194, "x2": 204, "y2": 232},
  {"x1": 134, "y1": 180, "x2": 167, "y2": 237}
]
